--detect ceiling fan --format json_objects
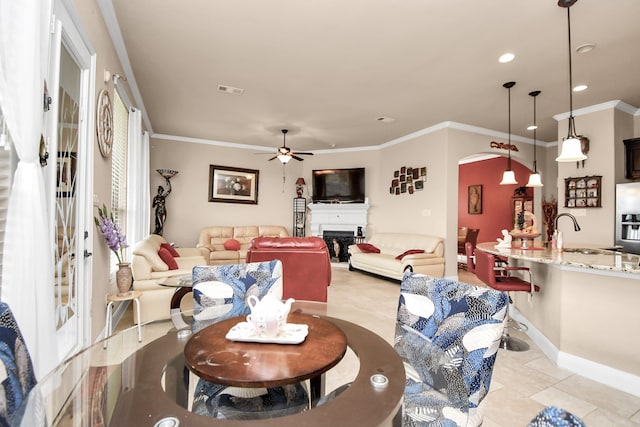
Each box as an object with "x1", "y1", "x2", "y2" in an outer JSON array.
[{"x1": 267, "y1": 129, "x2": 314, "y2": 163}]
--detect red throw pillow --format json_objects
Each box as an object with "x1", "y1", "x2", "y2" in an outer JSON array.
[
  {"x1": 160, "y1": 242, "x2": 180, "y2": 257},
  {"x1": 395, "y1": 249, "x2": 425, "y2": 260},
  {"x1": 357, "y1": 243, "x2": 381, "y2": 253},
  {"x1": 224, "y1": 238, "x2": 241, "y2": 251},
  {"x1": 158, "y1": 247, "x2": 179, "y2": 270}
]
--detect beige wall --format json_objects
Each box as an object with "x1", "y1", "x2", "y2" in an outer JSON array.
[
  {"x1": 554, "y1": 105, "x2": 637, "y2": 248},
  {"x1": 150, "y1": 138, "x2": 304, "y2": 246},
  {"x1": 74, "y1": 0, "x2": 135, "y2": 340}
]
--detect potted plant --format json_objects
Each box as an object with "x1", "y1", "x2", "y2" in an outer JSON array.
[{"x1": 95, "y1": 205, "x2": 130, "y2": 295}]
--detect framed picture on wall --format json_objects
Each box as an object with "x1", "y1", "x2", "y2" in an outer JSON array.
[
  {"x1": 208, "y1": 165, "x2": 259, "y2": 204},
  {"x1": 468, "y1": 184, "x2": 482, "y2": 214}
]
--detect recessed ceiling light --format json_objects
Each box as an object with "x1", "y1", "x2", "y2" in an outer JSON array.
[
  {"x1": 576, "y1": 43, "x2": 595, "y2": 54},
  {"x1": 498, "y1": 53, "x2": 515, "y2": 63},
  {"x1": 376, "y1": 117, "x2": 395, "y2": 123},
  {"x1": 573, "y1": 84, "x2": 588, "y2": 92},
  {"x1": 527, "y1": 125, "x2": 538, "y2": 131}
]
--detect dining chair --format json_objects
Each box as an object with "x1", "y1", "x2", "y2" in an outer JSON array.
[
  {"x1": 189, "y1": 260, "x2": 309, "y2": 420},
  {"x1": 0, "y1": 302, "x2": 37, "y2": 426},
  {"x1": 474, "y1": 249, "x2": 539, "y2": 351},
  {"x1": 395, "y1": 272, "x2": 508, "y2": 426}
]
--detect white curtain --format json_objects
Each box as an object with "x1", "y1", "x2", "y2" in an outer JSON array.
[
  {"x1": 126, "y1": 109, "x2": 150, "y2": 256},
  {"x1": 0, "y1": 0, "x2": 58, "y2": 378}
]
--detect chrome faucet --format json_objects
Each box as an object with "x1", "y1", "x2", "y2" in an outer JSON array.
[{"x1": 554, "y1": 213, "x2": 581, "y2": 232}]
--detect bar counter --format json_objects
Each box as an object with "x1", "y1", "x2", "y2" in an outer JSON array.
[{"x1": 475, "y1": 242, "x2": 640, "y2": 398}]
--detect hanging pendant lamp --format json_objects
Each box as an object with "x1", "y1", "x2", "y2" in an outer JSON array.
[
  {"x1": 556, "y1": 0, "x2": 587, "y2": 162},
  {"x1": 526, "y1": 90, "x2": 544, "y2": 187},
  {"x1": 500, "y1": 81, "x2": 518, "y2": 185}
]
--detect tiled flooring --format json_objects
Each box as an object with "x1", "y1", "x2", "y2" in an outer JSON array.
[{"x1": 117, "y1": 265, "x2": 640, "y2": 426}]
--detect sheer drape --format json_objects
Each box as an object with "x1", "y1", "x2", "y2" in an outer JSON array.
[
  {"x1": 0, "y1": 0, "x2": 58, "y2": 378},
  {"x1": 126, "y1": 109, "x2": 150, "y2": 257}
]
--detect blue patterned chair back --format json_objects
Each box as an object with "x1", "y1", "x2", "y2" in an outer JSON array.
[
  {"x1": 189, "y1": 260, "x2": 308, "y2": 420},
  {"x1": 395, "y1": 272, "x2": 508, "y2": 426},
  {"x1": 0, "y1": 302, "x2": 37, "y2": 427},
  {"x1": 192, "y1": 260, "x2": 284, "y2": 333},
  {"x1": 528, "y1": 406, "x2": 587, "y2": 427}
]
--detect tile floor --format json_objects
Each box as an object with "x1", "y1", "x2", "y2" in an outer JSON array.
[{"x1": 117, "y1": 265, "x2": 640, "y2": 426}]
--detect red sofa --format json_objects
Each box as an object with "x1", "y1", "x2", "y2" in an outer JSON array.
[{"x1": 246, "y1": 236, "x2": 331, "y2": 302}]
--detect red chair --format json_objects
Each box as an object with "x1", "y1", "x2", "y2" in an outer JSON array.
[
  {"x1": 246, "y1": 236, "x2": 331, "y2": 302},
  {"x1": 474, "y1": 249, "x2": 540, "y2": 351}
]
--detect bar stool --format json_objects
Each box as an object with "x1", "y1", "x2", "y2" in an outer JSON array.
[
  {"x1": 474, "y1": 249, "x2": 539, "y2": 351},
  {"x1": 104, "y1": 290, "x2": 142, "y2": 348}
]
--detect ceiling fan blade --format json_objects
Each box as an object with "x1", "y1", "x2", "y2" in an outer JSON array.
[
  {"x1": 268, "y1": 155, "x2": 278, "y2": 161},
  {"x1": 291, "y1": 155, "x2": 305, "y2": 161},
  {"x1": 292, "y1": 152, "x2": 314, "y2": 156}
]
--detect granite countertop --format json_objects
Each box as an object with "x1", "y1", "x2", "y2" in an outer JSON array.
[{"x1": 476, "y1": 242, "x2": 640, "y2": 275}]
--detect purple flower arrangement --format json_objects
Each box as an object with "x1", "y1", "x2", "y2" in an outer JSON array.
[{"x1": 94, "y1": 205, "x2": 128, "y2": 264}]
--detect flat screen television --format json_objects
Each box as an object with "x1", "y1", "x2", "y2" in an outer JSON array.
[{"x1": 312, "y1": 168, "x2": 365, "y2": 203}]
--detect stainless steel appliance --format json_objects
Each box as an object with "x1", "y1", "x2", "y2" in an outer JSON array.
[{"x1": 615, "y1": 183, "x2": 640, "y2": 254}]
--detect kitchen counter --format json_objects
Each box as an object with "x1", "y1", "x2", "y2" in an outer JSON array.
[
  {"x1": 476, "y1": 242, "x2": 640, "y2": 275},
  {"x1": 474, "y1": 241, "x2": 640, "y2": 398}
]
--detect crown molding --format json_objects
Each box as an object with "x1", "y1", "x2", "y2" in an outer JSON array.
[{"x1": 553, "y1": 100, "x2": 639, "y2": 121}]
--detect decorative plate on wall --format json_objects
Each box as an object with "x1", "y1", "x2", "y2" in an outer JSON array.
[{"x1": 96, "y1": 89, "x2": 113, "y2": 158}]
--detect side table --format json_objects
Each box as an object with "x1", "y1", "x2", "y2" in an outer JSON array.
[{"x1": 104, "y1": 290, "x2": 142, "y2": 347}]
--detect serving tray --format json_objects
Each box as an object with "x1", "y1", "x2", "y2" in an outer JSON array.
[{"x1": 225, "y1": 321, "x2": 309, "y2": 344}]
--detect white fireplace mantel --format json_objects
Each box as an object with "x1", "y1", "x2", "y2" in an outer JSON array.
[{"x1": 308, "y1": 203, "x2": 369, "y2": 236}]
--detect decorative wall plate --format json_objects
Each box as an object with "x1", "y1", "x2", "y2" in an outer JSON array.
[{"x1": 96, "y1": 89, "x2": 113, "y2": 158}]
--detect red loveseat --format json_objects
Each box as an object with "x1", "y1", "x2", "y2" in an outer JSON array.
[{"x1": 246, "y1": 236, "x2": 331, "y2": 302}]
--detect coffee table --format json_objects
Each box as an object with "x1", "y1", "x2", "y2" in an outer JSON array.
[
  {"x1": 158, "y1": 274, "x2": 192, "y2": 329},
  {"x1": 184, "y1": 312, "x2": 348, "y2": 406}
]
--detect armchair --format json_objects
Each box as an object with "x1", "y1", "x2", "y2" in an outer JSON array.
[
  {"x1": 395, "y1": 273, "x2": 507, "y2": 426},
  {"x1": 190, "y1": 261, "x2": 308, "y2": 420}
]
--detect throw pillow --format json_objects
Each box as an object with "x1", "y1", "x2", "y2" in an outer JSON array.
[
  {"x1": 158, "y1": 247, "x2": 179, "y2": 270},
  {"x1": 395, "y1": 249, "x2": 425, "y2": 260},
  {"x1": 357, "y1": 243, "x2": 381, "y2": 253},
  {"x1": 160, "y1": 242, "x2": 180, "y2": 257},
  {"x1": 224, "y1": 238, "x2": 241, "y2": 251}
]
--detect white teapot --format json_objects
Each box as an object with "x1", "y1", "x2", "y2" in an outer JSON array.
[{"x1": 246, "y1": 294, "x2": 295, "y2": 337}]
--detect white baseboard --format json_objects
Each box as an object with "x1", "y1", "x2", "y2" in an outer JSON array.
[{"x1": 511, "y1": 307, "x2": 640, "y2": 398}]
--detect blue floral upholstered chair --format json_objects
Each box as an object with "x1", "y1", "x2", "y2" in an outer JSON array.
[
  {"x1": 527, "y1": 406, "x2": 586, "y2": 427},
  {"x1": 395, "y1": 273, "x2": 508, "y2": 426},
  {"x1": 189, "y1": 261, "x2": 308, "y2": 420},
  {"x1": 0, "y1": 302, "x2": 37, "y2": 427}
]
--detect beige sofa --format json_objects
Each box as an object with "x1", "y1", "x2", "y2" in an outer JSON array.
[
  {"x1": 131, "y1": 234, "x2": 206, "y2": 323},
  {"x1": 347, "y1": 232, "x2": 445, "y2": 280},
  {"x1": 196, "y1": 225, "x2": 289, "y2": 265}
]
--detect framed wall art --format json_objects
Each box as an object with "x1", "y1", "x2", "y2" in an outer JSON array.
[
  {"x1": 208, "y1": 165, "x2": 259, "y2": 204},
  {"x1": 468, "y1": 184, "x2": 482, "y2": 214}
]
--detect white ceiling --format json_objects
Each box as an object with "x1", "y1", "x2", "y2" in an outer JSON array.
[{"x1": 103, "y1": 0, "x2": 640, "y2": 153}]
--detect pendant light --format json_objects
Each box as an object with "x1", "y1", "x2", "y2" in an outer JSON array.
[
  {"x1": 556, "y1": 0, "x2": 587, "y2": 162},
  {"x1": 500, "y1": 81, "x2": 518, "y2": 185},
  {"x1": 526, "y1": 90, "x2": 544, "y2": 187}
]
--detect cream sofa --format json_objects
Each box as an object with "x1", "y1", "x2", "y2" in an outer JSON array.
[
  {"x1": 196, "y1": 225, "x2": 289, "y2": 265},
  {"x1": 131, "y1": 234, "x2": 206, "y2": 323},
  {"x1": 347, "y1": 232, "x2": 445, "y2": 280}
]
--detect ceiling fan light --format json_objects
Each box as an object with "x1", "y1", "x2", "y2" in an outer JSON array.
[
  {"x1": 526, "y1": 172, "x2": 544, "y2": 187},
  {"x1": 500, "y1": 170, "x2": 518, "y2": 185},
  {"x1": 556, "y1": 137, "x2": 587, "y2": 162},
  {"x1": 279, "y1": 154, "x2": 292, "y2": 164}
]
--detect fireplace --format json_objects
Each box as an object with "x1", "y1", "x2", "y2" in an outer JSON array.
[{"x1": 323, "y1": 230, "x2": 354, "y2": 262}]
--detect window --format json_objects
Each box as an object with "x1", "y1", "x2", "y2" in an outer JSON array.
[{"x1": 110, "y1": 90, "x2": 128, "y2": 268}]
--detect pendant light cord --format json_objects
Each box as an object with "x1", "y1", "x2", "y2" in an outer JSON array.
[
  {"x1": 566, "y1": 6, "x2": 577, "y2": 138},
  {"x1": 533, "y1": 93, "x2": 538, "y2": 172},
  {"x1": 507, "y1": 84, "x2": 512, "y2": 170}
]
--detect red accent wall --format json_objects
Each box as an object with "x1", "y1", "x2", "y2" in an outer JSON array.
[{"x1": 458, "y1": 157, "x2": 532, "y2": 245}]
